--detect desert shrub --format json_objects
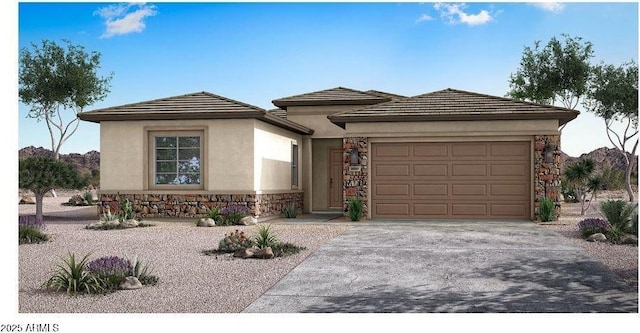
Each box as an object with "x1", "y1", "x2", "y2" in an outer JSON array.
[
  {"x1": 221, "y1": 205, "x2": 249, "y2": 225},
  {"x1": 130, "y1": 258, "x2": 159, "y2": 286},
  {"x1": 218, "y1": 229, "x2": 255, "y2": 252},
  {"x1": 282, "y1": 203, "x2": 301, "y2": 218},
  {"x1": 577, "y1": 218, "x2": 611, "y2": 238},
  {"x1": 119, "y1": 198, "x2": 134, "y2": 221},
  {"x1": 600, "y1": 167, "x2": 625, "y2": 190},
  {"x1": 348, "y1": 197, "x2": 363, "y2": 221},
  {"x1": 83, "y1": 190, "x2": 94, "y2": 205},
  {"x1": 255, "y1": 224, "x2": 278, "y2": 249},
  {"x1": 607, "y1": 225, "x2": 627, "y2": 244},
  {"x1": 538, "y1": 197, "x2": 555, "y2": 222},
  {"x1": 100, "y1": 208, "x2": 119, "y2": 223},
  {"x1": 42, "y1": 252, "x2": 104, "y2": 295},
  {"x1": 18, "y1": 215, "x2": 49, "y2": 244},
  {"x1": 206, "y1": 206, "x2": 223, "y2": 222},
  {"x1": 66, "y1": 194, "x2": 88, "y2": 206},
  {"x1": 85, "y1": 256, "x2": 132, "y2": 291},
  {"x1": 600, "y1": 200, "x2": 636, "y2": 232},
  {"x1": 271, "y1": 242, "x2": 306, "y2": 257}
]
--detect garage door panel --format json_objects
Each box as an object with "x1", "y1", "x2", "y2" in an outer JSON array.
[
  {"x1": 375, "y1": 203, "x2": 410, "y2": 216},
  {"x1": 491, "y1": 164, "x2": 528, "y2": 177},
  {"x1": 413, "y1": 144, "x2": 447, "y2": 157},
  {"x1": 414, "y1": 203, "x2": 448, "y2": 216},
  {"x1": 414, "y1": 164, "x2": 448, "y2": 176},
  {"x1": 371, "y1": 141, "x2": 530, "y2": 219},
  {"x1": 414, "y1": 184, "x2": 448, "y2": 196},
  {"x1": 452, "y1": 164, "x2": 487, "y2": 176},
  {"x1": 452, "y1": 204, "x2": 487, "y2": 216},
  {"x1": 375, "y1": 164, "x2": 410, "y2": 177},
  {"x1": 452, "y1": 184, "x2": 487, "y2": 196},
  {"x1": 375, "y1": 184, "x2": 410, "y2": 196},
  {"x1": 375, "y1": 144, "x2": 409, "y2": 158}
]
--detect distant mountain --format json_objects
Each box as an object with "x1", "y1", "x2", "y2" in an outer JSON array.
[
  {"x1": 18, "y1": 146, "x2": 100, "y2": 176},
  {"x1": 561, "y1": 147, "x2": 638, "y2": 176}
]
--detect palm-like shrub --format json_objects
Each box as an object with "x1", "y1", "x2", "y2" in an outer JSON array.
[
  {"x1": 348, "y1": 197, "x2": 363, "y2": 221},
  {"x1": 255, "y1": 225, "x2": 278, "y2": 248},
  {"x1": 564, "y1": 158, "x2": 599, "y2": 215},
  {"x1": 538, "y1": 197, "x2": 555, "y2": 222},
  {"x1": 599, "y1": 200, "x2": 637, "y2": 232},
  {"x1": 42, "y1": 252, "x2": 104, "y2": 295}
]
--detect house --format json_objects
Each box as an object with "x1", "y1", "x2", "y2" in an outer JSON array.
[{"x1": 78, "y1": 87, "x2": 579, "y2": 220}]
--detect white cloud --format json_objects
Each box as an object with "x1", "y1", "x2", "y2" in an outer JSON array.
[
  {"x1": 416, "y1": 14, "x2": 434, "y2": 23},
  {"x1": 530, "y1": 2, "x2": 565, "y2": 13},
  {"x1": 94, "y1": 3, "x2": 158, "y2": 38},
  {"x1": 433, "y1": 3, "x2": 493, "y2": 26}
]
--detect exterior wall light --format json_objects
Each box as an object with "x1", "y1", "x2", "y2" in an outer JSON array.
[
  {"x1": 350, "y1": 148, "x2": 359, "y2": 165},
  {"x1": 543, "y1": 143, "x2": 555, "y2": 163}
]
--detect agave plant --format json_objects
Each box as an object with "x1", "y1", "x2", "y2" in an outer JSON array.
[
  {"x1": 129, "y1": 257, "x2": 159, "y2": 286},
  {"x1": 255, "y1": 224, "x2": 279, "y2": 249},
  {"x1": 42, "y1": 252, "x2": 104, "y2": 295}
]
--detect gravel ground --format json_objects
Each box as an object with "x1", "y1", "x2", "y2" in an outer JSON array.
[
  {"x1": 540, "y1": 192, "x2": 638, "y2": 291},
  {"x1": 18, "y1": 196, "x2": 350, "y2": 313}
]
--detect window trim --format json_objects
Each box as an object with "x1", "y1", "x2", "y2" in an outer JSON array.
[
  {"x1": 291, "y1": 142, "x2": 299, "y2": 189},
  {"x1": 147, "y1": 129, "x2": 205, "y2": 190}
]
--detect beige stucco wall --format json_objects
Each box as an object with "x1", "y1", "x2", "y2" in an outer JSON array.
[
  {"x1": 345, "y1": 119, "x2": 560, "y2": 137},
  {"x1": 311, "y1": 138, "x2": 342, "y2": 211},
  {"x1": 286, "y1": 105, "x2": 360, "y2": 138},
  {"x1": 253, "y1": 120, "x2": 302, "y2": 192},
  {"x1": 100, "y1": 119, "x2": 255, "y2": 192}
]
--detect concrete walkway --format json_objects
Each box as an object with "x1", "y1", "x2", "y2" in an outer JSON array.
[{"x1": 243, "y1": 221, "x2": 638, "y2": 313}]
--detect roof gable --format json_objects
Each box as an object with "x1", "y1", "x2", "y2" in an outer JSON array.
[
  {"x1": 272, "y1": 86, "x2": 390, "y2": 109},
  {"x1": 78, "y1": 91, "x2": 313, "y2": 135},
  {"x1": 328, "y1": 88, "x2": 580, "y2": 128}
]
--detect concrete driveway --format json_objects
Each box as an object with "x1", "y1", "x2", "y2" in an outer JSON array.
[{"x1": 243, "y1": 221, "x2": 638, "y2": 313}]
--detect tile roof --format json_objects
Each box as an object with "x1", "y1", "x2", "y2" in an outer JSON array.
[
  {"x1": 79, "y1": 91, "x2": 313, "y2": 135},
  {"x1": 364, "y1": 90, "x2": 406, "y2": 100},
  {"x1": 272, "y1": 87, "x2": 390, "y2": 109},
  {"x1": 268, "y1": 108, "x2": 287, "y2": 119},
  {"x1": 328, "y1": 88, "x2": 580, "y2": 127}
]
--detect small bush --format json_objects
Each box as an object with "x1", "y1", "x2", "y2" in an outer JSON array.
[
  {"x1": 86, "y1": 256, "x2": 132, "y2": 291},
  {"x1": 577, "y1": 218, "x2": 611, "y2": 238},
  {"x1": 282, "y1": 203, "x2": 301, "y2": 218},
  {"x1": 42, "y1": 252, "x2": 104, "y2": 295},
  {"x1": 130, "y1": 258, "x2": 159, "y2": 286},
  {"x1": 100, "y1": 208, "x2": 119, "y2": 223},
  {"x1": 600, "y1": 200, "x2": 636, "y2": 231},
  {"x1": 206, "y1": 206, "x2": 223, "y2": 222},
  {"x1": 221, "y1": 205, "x2": 249, "y2": 225},
  {"x1": 83, "y1": 190, "x2": 94, "y2": 205},
  {"x1": 255, "y1": 225, "x2": 278, "y2": 249},
  {"x1": 19, "y1": 215, "x2": 49, "y2": 244},
  {"x1": 120, "y1": 198, "x2": 134, "y2": 221},
  {"x1": 66, "y1": 194, "x2": 88, "y2": 206},
  {"x1": 538, "y1": 197, "x2": 555, "y2": 222},
  {"x1": 607, "y1": 225, "x2": 627, "y2": 244},
  {"x1": 600, "y1": 167, "x2": 624, "y2": 190},
  {"x1": 218, "y1": 229, "x2": 255, "y2": 252},
  {"x1": 348, "y1": 197, "x2": 363, "y2": 221},
  {"x1": 271, "y1": 242, "x2": 306, "y2": 257}
]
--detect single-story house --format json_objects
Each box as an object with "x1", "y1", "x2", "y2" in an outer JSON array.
[{"x1": 79, "y1": 87, "x2": 579, "y2": 220}]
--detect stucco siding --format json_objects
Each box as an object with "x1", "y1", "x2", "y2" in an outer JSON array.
[
  {"x1": 286, "y1": 105, "x2": 359, "y2": 138},
  {"x1": 100, "y1": 121, "x2": 145, "y2": 190},
  {"x1": 253, "y1": 120, "x2": 302, "y2": 191}
]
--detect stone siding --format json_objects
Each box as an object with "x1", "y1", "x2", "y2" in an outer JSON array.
[
  {"x1": 533, "y1": 135, "x2": 562, "y2": 219},
  {"x1": 98, "y1": 192, "x2": 303, "y2": 219},
  {"x1": 343, "y1": 137, "x2": 369, "y2": 217}
]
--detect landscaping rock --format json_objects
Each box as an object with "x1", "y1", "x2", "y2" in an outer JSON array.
[
  {"x1": 233, "y1": 248, "x2": 255, "y2": 259},
  {"x1": 122, "y1": 219, "x2": 140, "y2": 228},
  {"x1": 587, "y1": 233, "x2": 607, "y2": 242},
  {"x1": 197, "y1": 218, "x2": 216, "y2": 227},
  {"x1": 253, "y1": 247, "x2": 274, "y2": 259},
  {"x1": 119, "y1": 276, "x2": 143, "y2": 290},
  {"x1": 621, "y1": 234, "x2": 638, "y2": 245},
  {"x1": 86, "y1": 222, "x2": 103, "y2": 229},
  {"x1": 19, "y1": 196, "x2": 35, "y2": 204},
  {"x1": 238, "y1": 216, "x2": 257, "y2": 226},
  {"x1": 105, "y1": 220, "x2": 121, "y2": 228}
]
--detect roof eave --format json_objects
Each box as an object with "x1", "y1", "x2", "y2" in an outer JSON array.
[
  {"x1": 78, "y1": 111, "x2": 264, "y2": 123},
  {"x1": 272, "y1": 98, "x2": 389, "y2": 109}
]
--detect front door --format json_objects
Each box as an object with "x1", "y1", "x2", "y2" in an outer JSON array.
[{"x1": 329, "y1": 148, "x2": 343, "y2": 208}]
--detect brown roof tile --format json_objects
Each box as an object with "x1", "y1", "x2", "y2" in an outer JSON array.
[
  {"x1": 268, "y1": 108, "x2": 287, "y2": 119},
  {"x1": 272, "y1": 87, "x2": 389, "y2": 109},
  {"x1": 79, "y1": 91, "x2": 313, "y2": 135},
  {"x1": 364, "y1": 90, "x2": 406, "y2": 100},
  {"x1": 328, "y1": 88, "x2": 580, "y2": 127}
]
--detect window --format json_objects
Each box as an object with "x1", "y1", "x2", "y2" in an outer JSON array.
[
  {"x1": 291, "y1": 143, "x2": 298, "y2": 188},
  {"x1": 152, "y1": 133, "x2": 202, "y2": 187}
]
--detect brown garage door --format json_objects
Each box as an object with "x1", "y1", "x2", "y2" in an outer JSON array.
[{"x1": 371, "y1": 141, "x2": 531, "y2": 219}]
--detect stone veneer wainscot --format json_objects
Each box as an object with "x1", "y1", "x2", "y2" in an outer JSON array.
[
  {"x1": 343, "y1": 137, "x2": 369, "y2": 216},
  {"x1": 533, "y1": 134, "x2": 562, "y2": 219}
]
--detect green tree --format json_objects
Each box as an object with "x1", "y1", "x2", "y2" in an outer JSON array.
[
  {"x1": 19, "y1": 157, "x2": 83, "y2": 221},
  {"x1": 583, "y1": 61, "x2": 638, "y2": 202},
  {"x1": 508, "y1": 34, "x2": 593, "y2": 128},
  {"x1": 564, "y1": 158, "x2": 600, "y2": 215},
  {"x1": 19, "y1": 39, "x2": 113, "y2": 160}
]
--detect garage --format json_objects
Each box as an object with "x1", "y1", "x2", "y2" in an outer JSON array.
[{"x1": 371, "y1": 141, "x2": 531, "y2": 219}]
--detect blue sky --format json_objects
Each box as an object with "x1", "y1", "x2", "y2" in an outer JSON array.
[{"x1": 10, "y1": 1, "x2": 640, "y2": 157}]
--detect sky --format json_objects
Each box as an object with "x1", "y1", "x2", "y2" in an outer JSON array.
[{"x1": 10, "y1": 1, "x2": 640, "y2": 158}]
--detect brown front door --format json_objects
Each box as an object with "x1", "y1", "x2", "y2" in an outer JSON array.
[{"x1": 329, "y1": 148, "x2": 343, "y2": 208}]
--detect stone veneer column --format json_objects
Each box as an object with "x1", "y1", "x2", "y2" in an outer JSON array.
[
  {"x1": 534, "y1": 135, "x2": 561, "y2": 219},
  {"x1": 343, "y1": 137, "x2": 368, "y2": 217}
]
